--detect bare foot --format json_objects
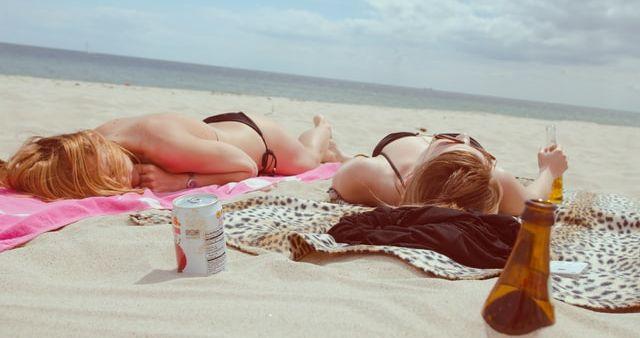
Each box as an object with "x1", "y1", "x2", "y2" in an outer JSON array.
[
  {"x1": 322, "y1": 139, "x2": 352, "y2": 163},
  {"x1": 329, "y1": 139, "x2": 351, "y2": 162},
  {"x1": 313, "y1": 114, "x2": 326, "y2": 127},
  {"x1": 313, "y1": 114, "x2": 350, "y2": 163},
  {"x1": 313, "y1": 114, "x2": 333, "y2": 138},
  {"x1": 313, "y1": 115, "x2": 339, "y2": 162}
]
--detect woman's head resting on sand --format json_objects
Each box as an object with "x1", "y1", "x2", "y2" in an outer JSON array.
[
  {"x1": 0, "y1": 130, "x2": 138, "y2": 201},
  {"x1": 402, "y1": 134, "x2": 501, "y2": 213}
]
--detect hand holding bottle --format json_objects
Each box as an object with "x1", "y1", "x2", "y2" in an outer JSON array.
[
  {"x1": 538, "y1": 145, "x2": 568, "y2": 179},
  {"x1": 543, "y1": 124, "x2": 565, "y2": 204}
]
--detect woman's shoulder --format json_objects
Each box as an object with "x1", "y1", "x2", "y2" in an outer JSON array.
[
  {"x1": 341, "y1": 155, "x2": 390, "y2": 173},
  {"x1": 333, "y1": 156, "x2": 400, "y2": 206},
  {"x1": 338, "y1": 156, "x2": 400, "y2": 192},
  {"x1": 113, "y1": 113, "x2": 196, "y2": 134},
  {"x1": 96, "y1": 113, "x2": 164, "y2": 131},
  {"x1": 95, "y1": 114, "x2": 182, "y2": 147}
]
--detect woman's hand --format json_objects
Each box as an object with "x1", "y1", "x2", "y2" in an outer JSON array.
[
  {"x1": 135, "y1": 164, "x2": 188, "y2": 192},
  {"x1": 537, "y1": 144, "x2": 568, "y2": 178}
]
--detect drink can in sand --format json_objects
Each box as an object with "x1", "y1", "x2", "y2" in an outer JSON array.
[{"x1": 172, "y1": 193, "x2": 226, "y2": 275}]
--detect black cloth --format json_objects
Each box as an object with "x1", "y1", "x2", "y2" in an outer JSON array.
[{"x1": 327, "y1": 205, "x2": 520, "y2": 269}]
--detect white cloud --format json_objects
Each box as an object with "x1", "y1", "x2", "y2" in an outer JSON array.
[
  {"x1": 217, "y1": 0, "x2": 640, "y2": 64},
  {"x1": 353, "y1": 0, "x2": 640, "y2": 64},
  {"x1": 1, "y1": 0, "x2": 639, "y2": 111},
  {"x1": 6, "y1": 1, "x2": 636, "y2": 65},
  {"x1": 245, "y1": 8, "x2": 342, "y2": 42}
]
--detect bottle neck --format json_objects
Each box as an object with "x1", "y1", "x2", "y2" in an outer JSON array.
[{"x1": 518, "y1": 220, "x2": 552, "y2": 273}]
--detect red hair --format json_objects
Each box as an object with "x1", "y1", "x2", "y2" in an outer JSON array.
[{"x1": 0, "y1": 130, "x2": 139, "y2": 201}]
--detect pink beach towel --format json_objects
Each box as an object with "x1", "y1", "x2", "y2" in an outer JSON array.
[{"x1": 0, "y1": 163, "x2": 340, "y2": 253}]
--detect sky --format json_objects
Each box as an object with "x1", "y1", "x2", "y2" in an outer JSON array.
[{"x1": 1, "y1": 0, "x2": 639, "y2": 112}]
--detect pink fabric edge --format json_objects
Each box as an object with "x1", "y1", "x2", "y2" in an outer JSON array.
[{"x1": 0, "y1": 162, "x2": 340, "y2": 253}]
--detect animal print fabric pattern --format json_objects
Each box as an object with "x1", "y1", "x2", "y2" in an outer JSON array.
[
  {"x1": 129, "y1": 192, "x2": 640, "y2": 312},
  {"x1": 550, "y1": 192, "x2": 640, "y2": 312}
]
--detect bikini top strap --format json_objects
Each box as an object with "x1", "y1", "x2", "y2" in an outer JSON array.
[
  {"x1": 372, "y1": 131, "x2": 420, "y2": 157},
  {"x1": 380, "y1": 152, "x2": 406, "y2": 187}
]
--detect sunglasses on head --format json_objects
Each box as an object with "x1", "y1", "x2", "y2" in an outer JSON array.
[{"x1": 430, "y1": 133, "x2": 496, "y2": 161}]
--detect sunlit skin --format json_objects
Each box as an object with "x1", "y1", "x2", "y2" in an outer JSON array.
[
  {"x1": 331, "y1": 133, "x2": 568, "y2": 216},
  {"x1": 93, "y1": 113, "x2": 340, "y2": 192}
]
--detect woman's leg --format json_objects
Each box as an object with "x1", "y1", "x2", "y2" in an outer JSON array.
[
  {"x1": 297, "y1": 115, "x2": 339, "y2": 163},
  {"x1": 327, "y1": 139, "x2": 352, "y2": 163},
  {"x1": 300, "y1": 115, "x2": 352, "y2": 163},
  {"x1": 259, "y1": 115, "x2": 339, "y2": 175}
]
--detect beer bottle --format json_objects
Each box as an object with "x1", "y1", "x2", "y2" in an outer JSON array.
[
  {"x1": 481, "y1": 199, "x2": 556, "y2": 335},
  {"x1": 545, "y1": 125, "x2": 563, "y2": 203}
]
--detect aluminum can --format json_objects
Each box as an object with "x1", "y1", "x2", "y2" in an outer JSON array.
[{"x1": 171, "y1": 193, "x2": 226, "y2": 275}]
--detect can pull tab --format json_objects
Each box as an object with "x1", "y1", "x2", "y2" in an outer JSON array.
[{"x1": 187, "y1": 196, "x2": 203, "y2": 204}]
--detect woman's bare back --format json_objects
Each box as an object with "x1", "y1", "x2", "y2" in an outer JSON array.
[
  {"x1": 376, "y1": 135, "x2": 430, "y2": 181},
  {"x1": 95, "y1": 112, "x2": 334, "y2": 176},
  {"x1": 331, "y1": 135, "x2": 430, "y2": 205},
  {"x1": 95, "y1": 113, "x2": 266, "y2": 170}
]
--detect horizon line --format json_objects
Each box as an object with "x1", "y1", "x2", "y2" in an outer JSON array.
[{"x1": 1, "y1": 40, "x2": 638, "y2": 116}]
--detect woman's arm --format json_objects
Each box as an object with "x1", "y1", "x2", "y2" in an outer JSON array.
[
  {"x1": 135, "y1": 164, "x2": 254, "y2": 192},
  {"x1": 495, "y1": 168, "x2": 554, "y2": 216},
  {"x1": 496, "y1": 145, "x2": 568, "y2": 215},
  {"x1": 133, "y1": 128, "x2": 259, "y2": 191},
  {"x1": 142, "y1": 130, "x2": 259, "y2": 176}
]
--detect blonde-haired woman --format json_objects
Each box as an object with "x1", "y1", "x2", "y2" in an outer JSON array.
[
  {"x1": 0, "y1": 112, "x2": 338, "y2": 201},
  {"x1": 330, "y1": 132, "x2": 568, "y2": 216}
]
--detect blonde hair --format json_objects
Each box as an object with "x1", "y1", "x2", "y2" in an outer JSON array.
[
  {"x1": 0, "y1": 130, "x2": 139, "y2": 201},
  {"x1": 401, "y1": 150, "x2": 501, "y2": 213}
]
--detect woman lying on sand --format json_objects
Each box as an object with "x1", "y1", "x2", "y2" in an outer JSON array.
[
  {"x1": 0, "y1": 112, "x2": 339, "y2": 200},
  {"x1": 330, "y1": 131, "x2": 568, "y2": 216}
]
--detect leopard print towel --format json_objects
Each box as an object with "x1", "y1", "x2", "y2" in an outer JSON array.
[{"x1": 129, "y1": 192, "x2": 640, "y2": 312}]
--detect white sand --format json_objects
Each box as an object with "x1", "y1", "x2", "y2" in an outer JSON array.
[{"x1": 0, "y1": 75, "x2": 638, "y2": 337}]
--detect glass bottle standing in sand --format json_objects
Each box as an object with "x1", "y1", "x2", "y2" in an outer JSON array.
[
  {"x1": 481, "y1": 199, "x2": 556, "y2": 335},
  {"x1": 545, "y1": 125, "x2": 563, "y2": 203}
]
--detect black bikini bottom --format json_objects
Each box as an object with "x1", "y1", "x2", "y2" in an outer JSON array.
[{"x1": 203, "y1": 112, "x2": 277, "y2": 175}]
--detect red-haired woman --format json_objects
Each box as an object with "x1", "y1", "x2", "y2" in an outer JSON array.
[
  {"x1": 1, "y1": 112, "x2": 338, "y2": 201},
  {"x1": 330, "y1": 132, "x2": 568, "y2": 216}
]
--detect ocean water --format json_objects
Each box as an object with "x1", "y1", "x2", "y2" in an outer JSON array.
[{"x1": 1, "y1": 42, "x2": 638, "y2": 127}]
